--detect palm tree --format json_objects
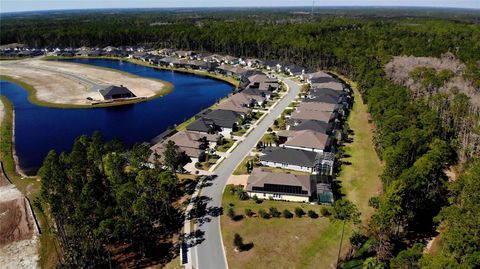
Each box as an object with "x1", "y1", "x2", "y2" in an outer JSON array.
[{"x1": 331, "y1": 199, "x2": 361, "y2": 268}]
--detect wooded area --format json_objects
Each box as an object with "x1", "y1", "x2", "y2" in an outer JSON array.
[
  {"x1": 4, "y1": 9, "x2": 479, "y2": 268},
  {"x1": 36, "y1": 133, "x2": 184, "y2": 268}
]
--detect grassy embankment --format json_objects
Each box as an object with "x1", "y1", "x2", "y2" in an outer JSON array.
[
  {"x1": 0, "y1": 96, "x2": 60, "y2": 268},
  {"x1": 221, "y1": 76, "x2": 383, "y2": 269}
]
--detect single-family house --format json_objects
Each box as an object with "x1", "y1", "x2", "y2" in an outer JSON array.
[
  {"x1": 187, "y1": 109, "x2": 245, "y2": 138},
  {"x1": 175, "y1": 50, "x2": 193, "y2": 58},
  {"x1": 287, "y1": 119, "x2": 334, "y2": 135},
  {"x1": 296, "y1": 102, "x2": 340, "y2": 113},
  {"x1": 260, "y1": 147, "x2": 335, "y2": 175},
  {"x1": 240, "y1": 58, "x2": 263, "y2": 68},
  {"x1": 260, "y1": 147, "x2": 319, "y2": 173},
  {"x1": 302, "y1": 70, "x2": 331, "y2": 83},
  {"x1": 149, "y1": 130, "x2": 221, "y2": 163},
  {"x1": 310, "y1": 81, "x2": 345, "y2": 91},
  {"x1": 290, "y1": 109, "x2": 338, "y2": 123},
  {"x1": 263, "y1": 60, "x2": 283, "y2": 72},
  {"x1": 221, "y1": 55, "x2": 239, "y2": 65},
  {"x1": 303, "y1": 88, "x2": 350, "y2": 108},
  {"x1": 280, "y1": 130, "x2": 332, "y2": 153},
  {"x1": 242, "y1": 87, "x2": 271, "y2": 100},
  {"x1": 284, "y1": 65, "x2": 305, "y2": 77},
  {"x1": 246, "y1": 168, "x2": 315, "y2": 202},
  {"x1": 99, "y1": 85, "x2": 136, "y2": 100}
]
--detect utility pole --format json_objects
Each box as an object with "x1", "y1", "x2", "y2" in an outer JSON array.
[{"x1": 311, "y1": 0, "x2": 315, "y2": 20}]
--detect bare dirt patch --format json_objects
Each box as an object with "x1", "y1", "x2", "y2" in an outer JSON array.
[
  {"x1": 0, "y1": 58, "x2": 166, "y2": 106},
  {"x1": 0, "y1": 164, "x2": 39, "y2": 269},
  {"x1": 0, "y1": 195, "x2": 35, "y2": 246}
]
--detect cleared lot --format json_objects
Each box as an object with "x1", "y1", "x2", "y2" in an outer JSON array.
[
  {"x1": 0, "y1": 164, "x2": 39, "y2": 269},
  {"x1": 0, "y1": 58, "x2": 166, "y2": 106}
]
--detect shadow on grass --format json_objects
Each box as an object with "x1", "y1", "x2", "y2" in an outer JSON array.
[{"x1": 240, "y1": 242, "x2": 254, "y2": 251}]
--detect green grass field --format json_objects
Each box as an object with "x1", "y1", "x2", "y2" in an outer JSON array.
[
  {"x1": 221, "y1": 75, "x2": 383, "y2": 268},
  {"x1": 221, "y1": 186, "x2": 350, "y2": 269},
  {"x1": 335, "y1": 76, "x2": 383, "y2": 220}
]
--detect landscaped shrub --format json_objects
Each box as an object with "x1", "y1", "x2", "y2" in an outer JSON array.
[
  {"x1": 227, "y1": 207, "x2": 243, "y2": 221},
  {"x1": 258, "y1": 209, "x2": 270, "y2": 219},
  {"x1": 234, "y1": 233, "x2": 243, "y2": 250},
  {"x1": 245, "y1": 208, "x2": 254, "y2": 217},
  {"x1": 368, "y1": 196, "x2": 380, "y2": 209},
  {"x1": 307, "y1": 210, "x2": 319, "y2": 219},
  {"x1": 252, "y1": 195, "x2": 263, "y2": 204},
  {"x1": 349, "y1": 232, "x2": 368, "y2": 250},
  {"x1": 238, "y1": 190, "x2": 249, "y2": 200},
  {"x1": 294, "y1": 207, "x2": 305, "y2": 218},
  {"x1": 320, "y1": 207, "x2": 331, "y2": 217},
  {"x1": 282, "y1": 209, "x2": 293, "y2": 218},
  {"x1": 269, "y1": 207, "x2": 281, "y2": 218},
  {"x1": 227, "y1": 207, "x2": 236, "y2": 219}
]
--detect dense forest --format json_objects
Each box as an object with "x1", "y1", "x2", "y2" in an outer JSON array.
[
  {"x1": 5, "y1": 8, "x2": 479, "y2": 268},
  {"x1": 36, "y1": 133, "x2": 186, "y2": 268}
]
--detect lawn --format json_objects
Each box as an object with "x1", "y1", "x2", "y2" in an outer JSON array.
[
  {"x1": 198, "y1": 154, "x2": 220, "y2": 170},
  {"x1": 233, "y1": 156, "x2": 256, "y2": 175},
  {"x1": 232, "y1": 127, "x2": 248, "y2": 137},
  {"x1": 217, "y1": 139, "x2": 235, "y2": 152},
  {"x1": 335, "y1": 76, "x2": 383, "y2": 220},
  {"x1": 221, "y1": 185, "x2": 351, "y2": 269}
]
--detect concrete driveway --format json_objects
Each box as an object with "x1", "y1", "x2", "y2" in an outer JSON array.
[{"x1": 189, "y1": 78, "x2": 301, "y2": 269}]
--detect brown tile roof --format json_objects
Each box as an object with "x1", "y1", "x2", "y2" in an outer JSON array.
[
  {"x1": 297, "y1": 102, "x2": 337, "y2": 112},
  {"x1": 246, "y1": 168, "x2": 312, "y2": 196},
  {"x1": 305, "y1": 71, "x2": 331, "y2": 80},
  {"x1": 311, "y1": 81, "x2": 343, "y2": 91},
  {"x1": 216, "y1": 94, "x2": 255, "y2": 114},
  {"x1": 149, "y1": 130, "x2": 218, "y2": 160},
  {"x1": 283, "y1": 130, "x2": 330, "y2": 151},
  {"x1": 290, "y1": 109, "x2": 335, "y2": 122}
]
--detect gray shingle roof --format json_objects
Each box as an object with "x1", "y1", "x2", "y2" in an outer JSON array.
[
  {"x1": 99, "y1": 85, "x2": 135, "y2": 98},
  {"x1": 290, "y1": 120, "x2": 333, "y2": 134},
  {"x1": 260, "y1": 147, "x2": 318, "y2": 168}
]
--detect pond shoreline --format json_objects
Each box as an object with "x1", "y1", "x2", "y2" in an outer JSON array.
[
  {"x1": 1, "y1": 59, "x2": 234, "y2": 176},
  {"x1": 0, "y1": 60, "x2": 175, "y2": 109}
]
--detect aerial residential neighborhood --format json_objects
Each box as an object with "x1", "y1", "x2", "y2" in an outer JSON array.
[{"x1": 0, "y1": 3, "x2": 479, "y2": 269}]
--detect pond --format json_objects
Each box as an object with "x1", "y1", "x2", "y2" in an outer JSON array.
[{"x1": 0, "y1": 59, "x2": 234, "y2": 175}]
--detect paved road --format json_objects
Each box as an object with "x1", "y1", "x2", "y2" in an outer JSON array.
[{"x1": 191, "y1": 78, "x2": 301, "y2": 269}]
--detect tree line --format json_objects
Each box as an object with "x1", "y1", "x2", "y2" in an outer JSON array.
[
  {"x1": 11, "y1": 11, "x2": 479, "y2": 268},
  {"x1": 36, "y1": 132, "x2": 183, "y2": 268}
]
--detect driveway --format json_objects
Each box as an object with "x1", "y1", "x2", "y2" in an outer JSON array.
[{"x1": 190, "y1": 78, "x2": 301, "y2": 269}]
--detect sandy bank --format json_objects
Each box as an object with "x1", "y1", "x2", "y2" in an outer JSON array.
[{"x1": 0, "y1": 58, "x2": 168, "y2": 107}]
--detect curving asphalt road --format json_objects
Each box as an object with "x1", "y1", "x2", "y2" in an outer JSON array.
[{"x1": 190, "y1": 77, "x2": 301, "y2": 269}]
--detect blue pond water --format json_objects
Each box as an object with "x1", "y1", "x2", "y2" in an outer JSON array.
[{"x1": 0, "y1": 59, "x2": 233, "y2": 175}]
